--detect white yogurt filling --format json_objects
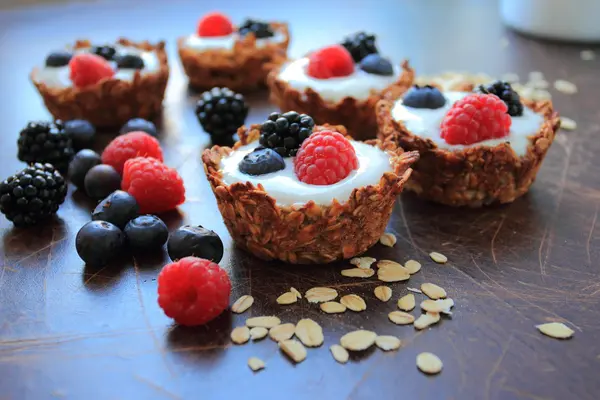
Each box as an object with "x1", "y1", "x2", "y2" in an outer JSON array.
[
  {"x1": 220, "y1": 141, "x2": 393, "y2": 206},
  {"x1": 391, "y1": 91, "x2": 544, "y2": 157},
  {"x1": 277, "y1": 58, "x2": 400, "y2": 103},
  {"x1": 34, "y1": 45, "x2": 161, "y2": 88},
  {"x1": 181, "y1": 30, "x2": 286, "y2": 51}
]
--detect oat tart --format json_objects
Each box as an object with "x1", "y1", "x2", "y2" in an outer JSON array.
[
  {"x1": 376, "y1": 81, "x2": 560, "y2": 207},
  {"x1": 202, "y1": 111, "x2": 418, "y2": 264},
  {"x1": 177, "y1": 12, "x2": 289, "y2": 92},
  {"x1": 30, "y1": 38, "x2": 169, "y2": 128},
  {"x1": 267, "y1": 32, "x2": 414, "y2": 141}
]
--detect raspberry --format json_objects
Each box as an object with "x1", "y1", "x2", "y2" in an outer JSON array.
[
  {"x1": 69, "y1": 53, "x2": 114, "y2": 88},
  {"x1": 307, "y1": 45, "x2": 355, "y2": 80},
  {"x1": 157, "y1": 257, "x2": 231, "y2": 326},
  {"x1": 197, "y1": 12, "x2": 234, "y2": 37},
  {"x1": 102, "y1": 131, "x2": 163, "y2": 174},
  {"x1": 121, "y1": 157, "x2": 185, "y2": 214},
  {"x1": 440, "y1": 94, "x2": 512, "y2": 145},
  {"x1": 294, "y1": 130, "x2": 359, "y2": 185}
]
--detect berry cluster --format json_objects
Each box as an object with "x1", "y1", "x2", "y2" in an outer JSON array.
[
  {"x1": 196, "y1": 87, "x2": 249, "y2": 144},
  {"x1": 238, "y1": 18, "x2": 274, "y2": 39},
  {"x1": 341, "y1": 32, "x2": 378, "y2": 63},
  {"x1": 475, "y1": 80, "x2": 524, "y2": 117},
  {"x1": 258, "y1": 111, "x2": 315, "y2": 157}
]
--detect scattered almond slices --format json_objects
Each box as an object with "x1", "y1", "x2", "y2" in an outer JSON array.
[
  {"x1": 421, "y1": 299, "x2": 447, "y2": 313},
  {"x1": 421, "y1": 283, "x2": 447, "y2": 300},
  {"x1": 341, "y1": 268, "x2": 375, "y2": 278},
  {"x1": 320, "y1": 301, "x2": 347, "y2": 314},
  {"x1": 246, "y1": 316, "x2": 281, "y2": 329},
  {"x1": 397, "y1": 293, "x2": 416, "y2": 311},
  {"x1": 290, "y1": 287, "x2": 302, "y2": 299},
  {"x1": 414, "y1": 312, "x2": 441, "y2": 330},
  {"x1": 340, "y1": 294, "x2": 367, "y2": 312},
  {"x1": 340, "y1": 330, "x2": 378, "y2": 351},
  {"x1": 350, "y1": 256, "x2": 376, "y2": 269},
  {"x1": 536, "y1": 322, "x2": 574, "y2": 339},
  {"x1": 295, "y1": 318, "x2": 324, "y2": 347},
  {"x1": 375, "y1": 335, "x2": 402, "y2": 351},
  {"x1": 269, "y1": 323, "x2": 296, "y2": 342},
  {"x1": 416, "y1": 352, "x2": 443, "y2": 375},
  {"x1": 231, "y1": 295, "x2": 254, "y2": 314},
  {"x1": 407, "y1": 287, "x2": 423, "y2": 294},
  {"x1": 554, "y1": 79, "x2": 577, "y2": 94},
  {"x1": 429, "y1": 252, "x2": 448, "y2": 264},
  {"x1": 388, "y1": 311, "x2": 415, "y2": 325},
  {"x1": 279, "y1": 339, "x2": 307, "y2": 363},
  {"x1": 248, "y1": 357, "x2": 265, "y2": 372},
  {"x1": 560, "y1": 117, "x2": 577, "y2": 131},
  {"x1": 305, "y1": 287, "x2": 338, "y2": 303},
  {"x1": 231, "y1": 326, "x2": 251, "y2": 344},
  {"x1": 379, "y1": 232, "x2": 397, "y2": 247},
  {"x1": 249, "y1": 327, "x2": 269, "y2": 341},
  {"x1": 330, "y1": 344, "x2": 349, "y2": 364},
  {"x1": 404, "y1": 259, "x2": 422, "y2": 274},
  {"x1": 276, "y1": 291, "x2": 298, "y2": 305},
  {"x1": 374, "y1": 286, "x2": 392, "y2": 302},
  {"x1": 377, "y1": 265, "x2": 411, "y2": 283}
]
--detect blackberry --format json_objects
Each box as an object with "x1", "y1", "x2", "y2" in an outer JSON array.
[
  {"x1": 341, "y1": 32, "x2": 378, "y2": 63},
  {"x1": 196, "y1": 87, "x2": 249, "y2": 140},
  {"x1": 475, "y1": 81, "x2": 524, "y2": 117},
  {"x1": 91, "y1": 45, "x2": 116, "y2": 61},
  {"x1": 258, "y1": 111, "x2": 315, "y2": 157},
  {"x1": 238, "y1": 19, "x2": 274, "y2": 39},
  {"x1": 17, "y1": 121, "x2": 75, "y2": 172},
  {"x1": 0, "y1": 163, "x2": 67, "y2": 227}
]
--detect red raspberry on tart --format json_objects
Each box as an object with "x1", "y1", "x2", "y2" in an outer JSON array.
[
  {"x1": 307, "y1": 45, "x2": 355, "y2": 80},
  {"x1": 197, "y1": 12, "x2": 234, "y2": 37},
  {"x1": 69, "y1": 53, "x2": 114, "y2": 88}
]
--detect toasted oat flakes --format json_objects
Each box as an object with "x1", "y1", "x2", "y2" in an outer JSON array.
[
  {"x1": 248, "y1": 357, "x2": 265, "y2": 372},
  {"x1": 378, "y1": 265, "x2": 410, "y2": 282},
  {"x1": 341, "y1": 268, "x2": 375, "y2": 278},
  {"x1": 379, "y1": 233, "x2": 397, "y2": 247},
  {"x1": 330, "y1": 344, "x2": 349, "y2": 363},
  {"x1": 414, "y1": 312, "x2": 441, "y2": 330},
  {"x1": 581, "y1": 50, "x2": 595, "y2": 61},
  {"x1": 340, "y1": 330, "x2": 377, "y2": 351},
  {"x1": 290, "y1": 287, "x2": 302, "y2": 299},
  {"x1": 397, "y1": 293, "x2": 416, "y2": 311},
  {"x1": 295, "y1": 318, "x2": 324, "y2": 347},
  {"x1": 279, "y1": 339, "x2": 307, "y2": 363},
  {"x1": 388, "y1": 311, "x2": 415, "y2": 325},
  {"x1": 536, "y1": 322, "x2": 574, "y2": 339},
  {"x1": 429, "y1": 252, "x2": 448, "y2": 264},
  {"x1": 340, "y1": 294, "x2": 367, "y2": 312},
  {"x1": 350, "y1": 256, "x2": 376, "y2": 269},
  {"x1": 249, "y1": 327, "x2": 269, "y2": 341},
  {"x1": 421, "y1": 283, "x2": 447, "y2": 299},
  {"x1": 305, "y1": 287, "x2": 338, "y2": 303},
  {"x1": 320, "y1": 301, "x2": 347, "y2": 314},
  {"x1": 231, "y1": 295, "x2": 254, "y2": 314},
  {"x1": 374, "y1": 286, "x2": 392, "y2": 302},
  {"x1": 246, "y1": 316, "x2": 281, "y2": 328},
  {"x1": 404, "y1": 260, "x2": 422, "y2": 274},
  {"x1": 417, "y1": 352, "x2": 443, "y2": 374},
  {"x1": 276, "y1": 291, "x2": 298, "y2": 305},
  {"x1": 269, "y1": 323, "x2": 296, "y2": 342},
  {"x1": 375, "y1": 335, "x2": 401, "y2": 351},
  {"x1": 560, "y1": 117, "x2": 577, "y2": 131},
  {"x1": 231, "y1": 326, "x2": 251, "y2": 344},
  {"x1": 554, "y1": 79, "x2": 577, "y2": 94}
]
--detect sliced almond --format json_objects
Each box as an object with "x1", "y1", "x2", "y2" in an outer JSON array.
[
  {"x1": 231, "y1": 295, "x2": 254, "y2": 314},
  {"x1": 269, "y1": 323, "x2": 296, "y2": 342},
  {"x1": 379, "y1": 232, "x2": 397, "y2": 247},
  {"x1": 340, "y1": 330, "x2": 377, "y2": 351},
  {"x1": 350, "y1": 256, "x2": 376, "y2": 269},
  {"x1": 377, "y1": 259, "x2": 402, "y2": 268},
  {"x1": 248, "y1": 357, "x2": 265, "y2": 372},
  {"x1": 397, "y1": 293, "x2": 416, "y2": 311},
  {"x1": 536, "y1": 322, "x2": 574, "y2": 339},
  {"x1": 295, "y1": 318, "x2": 324, "y2": 347},
  {"x1": 388, "y1": 311, "x2": 415, "y2": 325},
  {"x1": 290, "y1": 287, "x2": 302, "y2": 299},
  {"x1": 375, "y1": 335, "x2": 401, "y2": 351},
  {"x1": 320, "y1": 301, "x2": 347, "y2": 314},
  {"x1": 420, "y1": 299, "x2": 447, "y2": 313},
  {"x1": 231, "y1": 326, "x2": 250, "y2": 344},
  {"x1": 279, "y1": 339, "x2": 307, "y2": 363},
  {"x1": 276, "y1": 291, "x2": 298, "y2": 305},
  {"x1": 407, "y1": 287, "x2": 422, "y2": 294},
  {"x1": 560, "y1": 117, "x2": 577, "y2": 131},
  {"x1": 374, "y1": 286, "x2": 392, "y2": 302},
  {"x1": 341, "y1": 268, "x2": 375, "y2": 278},
  {"x1": 340, "y1": 294, "x2": 367, "y2": 312},
  {"x1": 377, "y1": 265, "x2": 410, "y2": 283},
  {"x1": 429, "y1": 252, "x2": 448, "y2": 264},
  {"x1": 414, "y1": 312, "x2": 441, "y2": 330},
  {"x1": 305, "y1": 287, "x2": 338, "y2": 303},
  {"x1": 246, "y1": 316, "x2": 281, "y2": 328},
  {"x1": 554, "y1": 79, "x2": 577, "y2": 94},
  {"x1": 249, "y1": 327, "x2": 269, "y2": 341},
  {"x1": 421, "y1": 283, "x2": 447, "y2": 299},
  {"x1": 436, "y1": 298, "x2": 455, "y2": 315},
  {"x1": 417, "y1": 352, "x2": 443, "y2": 374},
  {"x1": 329, "y1": 344, "x2": 349, "y2": 364},
  {"x1": 404, "y1": 260, "x2": 422, "y2": 274}
]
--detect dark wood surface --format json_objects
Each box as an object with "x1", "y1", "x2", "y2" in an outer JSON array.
[{"x1": 1, "y1": 1, "x2": 599, "y2": 399}]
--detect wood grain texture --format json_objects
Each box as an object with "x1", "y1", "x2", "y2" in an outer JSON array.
[{"x1": 1, "y1": 1, "x2": 599, "y2": 399}]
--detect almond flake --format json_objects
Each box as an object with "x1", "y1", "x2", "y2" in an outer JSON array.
[
  {"x1": 231, "y1": 326, "x2": 250, "y2": 344},
  {"x1": 290, "y1": 287, "x2": 302, "y2": 299},
  {"x1": 340, "y1": 294, "x2": 367, "y2": 312},
  {"x1": 421, "y1": 283, "x2": 447, "y2": 300},
  {"x1": 581, "y1": 50, "x2": 595, "y2": 61},
  {"x1": 397, "y1": 293, "x2": 416, "y2": 311},
  {"x1": 231, "y1": 295, "x2": 254, "y2": 314},
  {"x1": 340, "y1": 330, "x2": 377, "y2": 351},
  {"x1": 330, "y1": 344, "x2": 349, "y2": 363},
  {"x1": 248, "y1": 357, "x2": 265, "y2": 372},
  {"x1": 429, "y1": 252, "x2": 447, "y2": 264},
  {"x1": 320, "y1": 301, "x2": 347, "y2": 314},
  {"x1": 374, "y1": 286, "x2": 392, "y2": 302},
  {"x1": 536, "y1": 322, "x2": 574, "y2": 339},
  {"x1": 375, "y1": 335, "x2": 401, "y2": 351},
  {"x1": 417, "y1": 352, "x2": 443, "y2": 374},
  {"x1": 560, "y1": 117, "x2": 577, "y2": 131},
  {"x1": 269, "y1": 323, "x2": 296, "y2": 342},
  {"x1": 295, "y1": 318, "x2": 324, "y2": 347},
  {"x1": 404, "y1": 259, "x2": 422, "y2": 274},
  {"x1": 436, "y1": 298, "x2": 455, "y2": 315},
  {"x1": 554, "y1": 79, "x2": 577, "y2": 94},
  {"x1": 279, "y1": 339, "x2": 307, "y2": 363},
  {"x1": 246, "y1": 316, "x2": 281, "y2": 328},
  {"x1": 407, "y1": 287, "x2": 422, "y2": 294},
  {"x1": 341, "y1": 268, "x2": 375, "y2": 278},
  {"x1": 276, "y1": 291, "x2": 298, "y2": 305},
  {"x1": 249, "y1": 327, "x2": 268, "y2": 341},
  {"x1": 388, "y1": 311, "x2": 415, "y2": 325},
  {"x1": 421, "y1": 299, "x2": 454, "y2": 313},
  {"x1": 414, "y1": 312, "x2": 441, "y2": 330},
  {"x1": 350, "y1": 256, "x2": 376, "y2": 269},
  {"x1": 377, "y1": 260, "x2": 410, "y2": 274},
  {"x1": 379, "y1": 233, "x2": 397, "y2": 247},
  {"x1": 305, "y1": 287, "x2": 338, "y2": 303},
  {"x1": 378, "y1": 265, "x2": 410, "y2": 282}
]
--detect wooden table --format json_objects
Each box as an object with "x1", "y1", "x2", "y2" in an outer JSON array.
[{"x1": 1, "y1": 1, "x2": 599, "y2": 399}]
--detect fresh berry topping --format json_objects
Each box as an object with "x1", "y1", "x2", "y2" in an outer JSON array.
[
  {"x1": 196, "y1": 87, "x2": 249, "y2": 140},
  {"x1": 124, "y1": 215, "x2": 169, "y2": 251},
  {"x1": 68, "y1": 149, "x2": 101, "y2": 189},
  {"x1": 69, "y1": 53, "x2": 115, "y2": 88},
  {"x1": 84, "y1": 164, "x2": 121, "y2": 200},
  {"x1": 119, "y1": 118, "x2": 157, "y2": 137},
  {"x1": 115, "y1": 54, "x2": 145, "y2": 69},
  {"x1": 158, "y1": 257, "x2": 231, "y2": 326},
  {"x1": 239, "y1": 148, "x2": 285, "y2": 176},
  {"x1": 91, "y1": 45, "x2": 117, "y2": 61},
  {"x1": 64, "y1": 119, "x2": 96, "y2": 150},
  {"x1": 403, "y1": 85, "x2": 446, "y2": 109},
  {"x1": 359, "y1": 54, "x2": 394, "y2": 76},
  {"x1": 258, "y1": 111, "x2": 315, "y2": 157},
  {"x1": 76, "y1": 220, "x2": 125, "y2": 267},
  {"x1": 0, "y1": 163, "x2": 67, "y2": 227},
  {"x1": 167, "y1": 225, "x2": 224, "y2": 263},
  {"x1": 475, "y1": 80, "x2": 524, "y2": 117},
  {"x1": 45, "y1": 51, "x2": 73, "y2": 67},
  {"x1": 121, "y1": 157, "x2": 185, "y2": 214},
  {"x1": 101, "y1": 131, "x2": 163, "y2": 174},
  {"x1": 238, "y1": 18, "x2": 274, "y2": 39},
  {"x1": 307, "y1": 45, "x2": 355, "y2": 80},
  {"x1": 17, "y1": 121, "x2": 75, "y2": 172},
  {"x1": 294, "y1": 130, "x2": 359, "y2": 185},
  {"x1": 197, "y1": 12, "x2": 234, "y2": 37},
  {"x1": 440, "y1": 93, "x2": 512, "y2": 145},
  {"x1": 341, "y1": 31, "x2": 378, "y2": 63},
  {"x1": 92, "y1": 190, "x2": 139, "y2": 229}
]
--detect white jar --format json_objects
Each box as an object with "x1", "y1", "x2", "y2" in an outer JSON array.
[{"x1": 500, "y1": 0, "x2": 600, "y2": 42}]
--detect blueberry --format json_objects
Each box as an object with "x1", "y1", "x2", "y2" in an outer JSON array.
[
  {"x1": 115, "y1": 54, "x2": 145, "y2": 69},
  {"x1": 403, "y1": 85, "x2": 446, "y2": 109},
  {"x1": 45, "y1": 51, "x2": 73, "y2": 67},
  {"x1": 167, "y1": 225, "x2": 224, "y2": 263},
  {"x1": 238, "y1": 148, "x2": 285, "y2": 176},
  {"x1": 64, "y1": 120, "x2": 96, "y2": 150},
  {"x1": 92, "y1": 190, "x2": 139, "y2": 229},
  {"x1": 68, "y1": 149, "x2": 101, "y2": 189},
  {"x1": 76, "y1": 220, "x2": 125, "y2": 267},
  {"x1": 91, "y1": 45, "x2": 116, "y2": 61},
  {"x1": 124, "y1": 215, "x2": 168, "y2": 251},
  {"x1": 119, "y1": 118, "x2": 157, "y2": 136},
  {"x1": 84, "y1": 164, "x2": 121, "y2": 200},
  {"x1": 359, "y1": 54, "x2": 394, "y2": 76}
]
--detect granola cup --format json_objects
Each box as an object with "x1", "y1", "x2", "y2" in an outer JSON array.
[
  {"x1": 30, "y1": 38, "x2": 169, "y2": 128},
  {"x1": 177, "y1": 23, "x2": 289, "y2": 92},
  {"x1": 202, "y1": 124, "x2": 419, "y2": 264},
  {"x1": 376, "y1": 98, "x2": 561, "y2": 207},
  {"x1": 267, "y1": 61, "x2": 415, "y2": 141}
]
